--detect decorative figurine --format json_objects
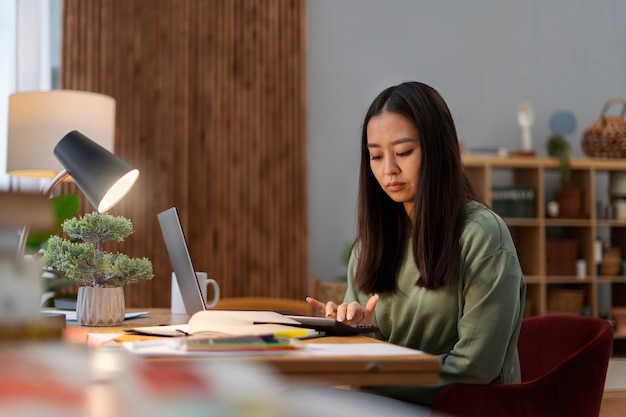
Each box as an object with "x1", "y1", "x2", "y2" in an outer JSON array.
[{"x1": 517, "y1": 100, "x2": 535, "y2": 154}]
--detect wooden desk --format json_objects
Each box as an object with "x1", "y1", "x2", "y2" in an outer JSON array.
[{"x1": 66, "y1": 308, "x2": 441, "y2": 387}]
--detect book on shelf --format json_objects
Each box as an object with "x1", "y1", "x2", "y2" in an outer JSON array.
[{"x1": 491, "y1": 186, "x2": 535, "y2": 218}]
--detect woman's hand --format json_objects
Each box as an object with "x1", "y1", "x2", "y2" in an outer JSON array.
[{"x1": 306, "y1": 294, "x2": 379, "y2": 324}]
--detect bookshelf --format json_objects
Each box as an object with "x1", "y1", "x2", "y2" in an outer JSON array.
[{"x1": 463, "y1": 155, "x2": 626, "y2": 351}]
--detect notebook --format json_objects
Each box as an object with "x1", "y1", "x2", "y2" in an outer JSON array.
[
  {"x1": 125, "y1": 309, "x2": 313, "y2": 338},
  {"x1": 124, "y1": 309, "x2": 377, "y2": 338},
  {"x1": 157, "y1": 207, "x2": 207, "y2": 316}
]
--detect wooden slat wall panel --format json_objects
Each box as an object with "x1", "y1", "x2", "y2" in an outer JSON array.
[{"x1": 60, "y1": 0, "x2": 307, "y2": 307}]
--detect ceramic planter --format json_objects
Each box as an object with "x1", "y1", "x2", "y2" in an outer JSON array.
[
  {"x1": 76, "y1": 286, "x2": 125, "y2": 326},
  {"x1": 556, "y1": 186, "x2": 583, "y2": 218}
]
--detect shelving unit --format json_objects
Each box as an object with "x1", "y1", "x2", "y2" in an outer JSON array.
[{"x1": 463, "y1": 155, "x2": 626, "y2": 353}]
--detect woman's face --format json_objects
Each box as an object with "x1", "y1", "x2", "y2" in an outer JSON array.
[{"x1": 366, "y1": 111, "x2": 421, "y2": 215}]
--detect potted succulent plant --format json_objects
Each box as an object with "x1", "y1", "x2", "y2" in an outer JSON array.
[
  {"x1": 43, "y1": 212, "x2": 153, "y2": 326},
  {"x1": 546, "y1": 134, "x2": 582, "y2": 218}
]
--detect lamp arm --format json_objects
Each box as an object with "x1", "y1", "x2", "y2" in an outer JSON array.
[
  {"x1": 16, "y1": 169, "x2": 70, "y2": 259},
  {"x1": 42, "y1": 169, "x2": 70, "y2": 198}
]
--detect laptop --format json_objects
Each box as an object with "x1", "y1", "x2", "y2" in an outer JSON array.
[
  {"x1": 157, "y1": 207, "x2": 207, "y2": 315},
  {"x1": 155, "y1": 207, "x2": 379, "y2": 336}
]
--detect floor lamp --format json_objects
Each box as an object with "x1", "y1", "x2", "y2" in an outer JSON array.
[{"x1": 7, "y1": 90, "x2": 116, "y2": 179}]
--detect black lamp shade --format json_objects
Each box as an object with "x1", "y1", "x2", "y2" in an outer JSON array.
[{"x1": 53, "y1": 130, "x2": 139, "y2": 212}]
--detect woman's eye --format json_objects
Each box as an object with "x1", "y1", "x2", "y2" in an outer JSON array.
[
  {"x1": 397, "y1": 149, "x2": 413, "y2": 157},
  {"x1": 370, "y1": 154, "x2": 382, "y2": 161}
]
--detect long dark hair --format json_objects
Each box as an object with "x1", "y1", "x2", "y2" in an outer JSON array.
[{"x1": 354, "y1": 81, "x2": 479, "y2": 293}]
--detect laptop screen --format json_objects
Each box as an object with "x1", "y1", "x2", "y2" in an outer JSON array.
[{"x1": 157, "y1": 207, "x2": 206, "y2": 315}]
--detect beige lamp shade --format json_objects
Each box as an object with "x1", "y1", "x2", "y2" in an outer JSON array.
[{"x1": 7, "y1": 90, "x2": 115, "y2": 178}]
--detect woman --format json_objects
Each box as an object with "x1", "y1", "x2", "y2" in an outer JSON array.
[{"x1": 307, "y1": 81, "x2": 526, "y2": 406}]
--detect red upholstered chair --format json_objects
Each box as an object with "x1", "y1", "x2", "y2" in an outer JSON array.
[{"x1": 432, "y1": 315, "x2": 614, "y2": 417}]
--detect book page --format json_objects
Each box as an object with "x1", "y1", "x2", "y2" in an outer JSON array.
[
  {"x1": 188, "y1": 310, "x2": 299, "y2": 328},
  {"x1": 188, "y1": 310, "x2": 307, "y2": 337},
  {"x1": 125, "y1": 310, "x2": 309, "y2": 338}
]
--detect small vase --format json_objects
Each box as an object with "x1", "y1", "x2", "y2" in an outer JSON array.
[{"x1": 76, "y1": 286, "x2": 125, "y2": 326}]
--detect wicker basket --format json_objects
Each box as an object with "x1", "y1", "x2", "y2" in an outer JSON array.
[
  {"x1": 548, "y1": 289, "x2": 584, "y2": 315},
  {"x1": 581, "y1": 98, "x2": 626, "y2": 158}
]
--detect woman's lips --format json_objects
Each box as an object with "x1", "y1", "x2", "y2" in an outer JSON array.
[{"x1": 387, "y1": 182, "x2": 405, "y2": 192}]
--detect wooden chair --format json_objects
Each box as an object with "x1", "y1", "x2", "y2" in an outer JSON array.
[
  {"x1": 309, "y1": 279, "x2": 348, "y2": 317},
  {"x1": 214, "y1": 297, "x2": 312, "y2": 315},
  {"x1": 431, "y1": 315, "x2": 614, "y2": 417}
]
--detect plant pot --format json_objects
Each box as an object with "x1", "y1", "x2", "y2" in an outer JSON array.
[
  {"x1": 76, "y1": 286, "x2": 125, "y2": 326},
  {"x1": 556, "y1": 186, "x2": 583, "y2": 218}
]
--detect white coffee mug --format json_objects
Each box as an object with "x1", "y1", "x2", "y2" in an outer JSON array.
[{"x1": 171, "y1": 271, "x2": 220, "y2": 314}]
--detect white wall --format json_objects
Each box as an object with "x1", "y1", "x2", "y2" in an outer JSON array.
[
  {"x1": 0, "y1": 1, "x2": 17, "y2": 188},
  {"x1": 0, "y1": 0, "x2": 56, "y2": 191},
  {"x1": 307, "y1": 0, "x2": 626, "y2": 281},
  {"x1": 16, "y1": 0, "x2": 51, "y2": 91},
  {"x1": 4, "y1": 1, "x2": 626, "y2": 282}
]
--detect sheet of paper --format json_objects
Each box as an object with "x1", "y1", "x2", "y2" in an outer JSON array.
[
  {"x1": 123, "y1": 341, "x2": 423, "y2": 358},
  {"x1": 87, "y1": 333, "x2": 123, "y2": 346},
  {"x1": 294, "y1": 343, "x2": 424, "y2": 356},
  {"x1": 62, "y1": 328, "x2": 123, "y2": 346},
  {"x1": 123, "y1": 339, "x2": 302, "y2": 357},
  {"x1": 50, "y1": 310, "x2": 150, "y2": 322}
]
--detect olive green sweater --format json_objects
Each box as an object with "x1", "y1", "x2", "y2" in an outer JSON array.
[{"x1": 344, "y1": 201, "x2": 526, "y2": 405}]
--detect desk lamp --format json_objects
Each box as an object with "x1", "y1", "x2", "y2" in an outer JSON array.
[{"x1": 49, "y1": 130, "x2": 139, "y2": 212}]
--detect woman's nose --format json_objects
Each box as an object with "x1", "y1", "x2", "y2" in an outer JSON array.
[{"x1": 384, "y1": 156, "x2": 399, "y2": 175}]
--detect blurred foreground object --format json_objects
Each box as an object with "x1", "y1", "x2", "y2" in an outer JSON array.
[
  {"x1": 0, "y1": 192, "x2": 62, "y2": 339},
  {"x1": 0, "y1": 192, "x2": 55, "y2": 231},
  {"x1": 7, "y1": 90, "x2": 114, "y2": 178},
  {"x1": 0, "y1": 343, "x2": 430, "y2": 417}
]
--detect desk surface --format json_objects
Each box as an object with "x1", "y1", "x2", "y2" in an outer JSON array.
[{"x1": 66, "y1": 308, "x2": 441, "y2": 387}]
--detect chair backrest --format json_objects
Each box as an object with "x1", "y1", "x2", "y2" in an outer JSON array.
[
  {"x1": 310, "y1": 279, "x2": 347, "y2": 317},
  {"x1": 518, "y1": 315, "x2": 613, "y2": 383},
  {"x1": 432, "y1": 315, "x2": 614, "y2": 417},
  {"x1": 214, "y1": 296, "x2": 312, "y2": 315}
]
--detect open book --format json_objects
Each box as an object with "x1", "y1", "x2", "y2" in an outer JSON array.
[
  {"x1": 125, "y1": 310, "x2": 379, "y2": 338},
  {"x1": 124, "y1": 310, "x2": 316, "y2": 338}
]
